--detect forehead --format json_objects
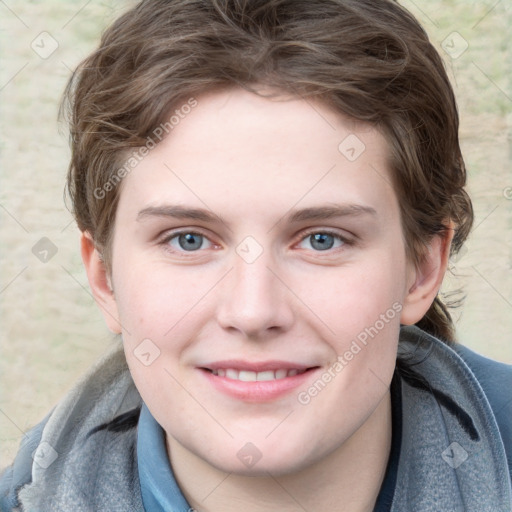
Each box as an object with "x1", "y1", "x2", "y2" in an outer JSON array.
[{"x1": 116, "y1": 87, "x2": 398, "y2": 225}]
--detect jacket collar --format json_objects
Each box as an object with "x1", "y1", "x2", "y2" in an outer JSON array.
[{"x1": 391, "y1": 326, "x2": 512, "y2": 511}]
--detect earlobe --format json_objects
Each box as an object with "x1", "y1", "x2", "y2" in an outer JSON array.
[
  {"x1": 400, "y1": 226, "x2": 455, "y2": 326},
  {"x1": 80, "y1": 232, "x2": 122, "y2": 333}
]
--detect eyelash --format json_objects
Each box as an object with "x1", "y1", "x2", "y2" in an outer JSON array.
[
  {"x1": 297, "y1": 228, "x2": 353, "y2": 251},
  {"x1": 158, "y1": 229, "x2": 354, "y2": 256}
]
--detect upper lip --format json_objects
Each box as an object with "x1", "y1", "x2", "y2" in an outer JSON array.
[{"x1": 200, "y1": 360, "x2": 318, "y2": 372}]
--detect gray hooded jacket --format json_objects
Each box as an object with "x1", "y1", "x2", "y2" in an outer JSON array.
[{"x1": 1, "y1": 326, "x2": 511, "y2": 511}]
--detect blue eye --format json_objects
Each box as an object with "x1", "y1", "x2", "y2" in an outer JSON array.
[
  {"x1": 168, "y1": 232, "x2": 211, "y2": 251},
  {"x1": 299, "y1": 232, "x2": 345, "y2": 251}
]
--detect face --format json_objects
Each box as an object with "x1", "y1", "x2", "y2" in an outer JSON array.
[{"x1": 101, "y1": 88, "x2": 418, "y2": 475}]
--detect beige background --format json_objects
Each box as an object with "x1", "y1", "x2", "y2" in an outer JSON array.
[{"x1": 1, "y1": 0, "x2": 511, "y2": 465}]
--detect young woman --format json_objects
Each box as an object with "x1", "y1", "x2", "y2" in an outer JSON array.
[{"x1": 1, "y1": 0, "x2": 511, "y2": 510}]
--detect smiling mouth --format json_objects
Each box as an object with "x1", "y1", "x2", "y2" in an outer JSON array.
[{"x1": 199, "y1": 364, "x2": 321, "y2": 401}]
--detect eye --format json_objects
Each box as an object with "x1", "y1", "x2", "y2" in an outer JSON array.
[
  {"x1": 297, "y1": 232, "x2": 346, "y2": 251},
  {"x1": 166, "y1": 232, "x2": 213, "y2": 252}
]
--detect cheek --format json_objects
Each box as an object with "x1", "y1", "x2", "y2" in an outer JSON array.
[
  {"x1": 297, "y1": 252, "x2": 406, "y2": 335},
  {"x1": 112, "y1": 256, "x2": 212, "y2": 339},
  {"x1": 293, "y1": 252, "x2": 405, "y2": 390},
  {"x1": 111, "y1": 259, "x2": 218, "y2": 399}
]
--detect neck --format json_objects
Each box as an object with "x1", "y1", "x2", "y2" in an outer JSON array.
[{"x1": 167, "y1": 390, "x2": 392, "y2": 512}]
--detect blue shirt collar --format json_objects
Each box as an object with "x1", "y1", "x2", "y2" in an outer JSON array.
[
  {"x1": 137, "y1": 403, "x2": 192, "y2": 512},
  {"x1": 137, "y1": 390, "x2": 401, "y2": 512}
]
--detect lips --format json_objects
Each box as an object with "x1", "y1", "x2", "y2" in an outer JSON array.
[{"x1": 198, "y1": 360, "x2": 320, "y2": 402}]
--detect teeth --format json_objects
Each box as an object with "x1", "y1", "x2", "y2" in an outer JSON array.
[
  {"x1": 275, "y1": 369, "x2": 288, "y2": 379},
  {"x1": 226, "y1": 369, "x2": 238, "y2": 380},
  {"x1": 238, "y1": 370, "x2": 257, "y2": 382},
  {"x1": 256, "y1": 371, "x2": 275, "y2": 381},
  {"x1": 211, "y1": 368, "x2": 306, "y2": 381}
]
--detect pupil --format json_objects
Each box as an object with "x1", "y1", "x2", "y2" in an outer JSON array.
[
  {"x1": 311, "y1": 233, "x2": 334, "y2": 251},
  {"x1": 179, "y1": 233, "x2": 202, "y2": 251}
]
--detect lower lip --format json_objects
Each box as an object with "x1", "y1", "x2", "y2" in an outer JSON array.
[{"x1": 199, "y1": 368, "x2": 319, "y2": 402}]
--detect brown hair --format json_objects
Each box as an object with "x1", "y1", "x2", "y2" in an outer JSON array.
[{"x1": 62, "y1": 0, "x2": 473, "y2": 342}]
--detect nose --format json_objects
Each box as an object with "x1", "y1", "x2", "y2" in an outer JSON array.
[{"x1": 216, "y1": 251, "x2": 295, "y2": 339}]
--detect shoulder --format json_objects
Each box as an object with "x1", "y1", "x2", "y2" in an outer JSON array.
[
  {"x1": 399, "y1": 326, "x2": 512, "y2": 471},
  {"x1": 453, "y1": 343, "x2": 512, "y2": 394},
  {"x1": 400, "y1": 327, "x2": 511, "y2": 434},
  {"x1": 0, "y1": 414, "x2": 48, "y2": 511},
  {"x1": 395, "y1": 327, "x2": 512, "y2": 509},
  {"x1": 1, "y1": 344, "x2": 141, "y2": 511},
  {"x1": 452, "y1": 343, "x2": 512, "y2": 451}
]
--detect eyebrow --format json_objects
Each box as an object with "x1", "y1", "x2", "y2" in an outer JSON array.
[
  {"x1": 286, "y1": 204, "x2": 377, "y2": 223},
  {"x1": 137, "y1": 205, "x2": 222, "y2": 223},
  {"x1": 136, "y1": 203, "x2": 377, "y2": 225}
]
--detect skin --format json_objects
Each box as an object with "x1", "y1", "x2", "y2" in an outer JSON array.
[{"x1": 82, "y1": 87, "x2": 452, "y2": 511}]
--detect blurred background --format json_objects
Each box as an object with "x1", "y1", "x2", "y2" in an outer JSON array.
[{"x1": 1, "y1": 0, "x2": 511, "y2": 464}]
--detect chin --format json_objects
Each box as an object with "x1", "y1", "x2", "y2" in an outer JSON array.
[
  {"x1": 214, "y1": 454, "x2": 309, "y2": 477},
  {"x1": 201, "y1": 437, "x2": 320, "y2": 477}
]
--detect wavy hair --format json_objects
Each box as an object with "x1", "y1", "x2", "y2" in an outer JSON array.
[{"x1": 62, "y1": 0, "x2": 473, "y2": 342}]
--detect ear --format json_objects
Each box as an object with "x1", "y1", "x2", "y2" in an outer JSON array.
[
  {"x1": 80, "y1": 231, "x2": 122, "y2": 333},
  {"x1": 400, "y1": 225, "x2": 455, "y2": 325}
]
